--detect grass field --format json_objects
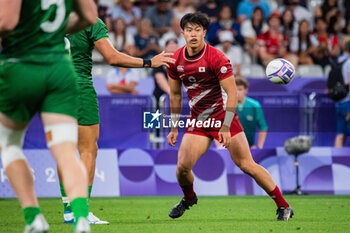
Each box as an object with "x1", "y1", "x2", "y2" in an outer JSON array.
[{"x1": 1, "y1": 195, "x2": 349, "y2": 233}]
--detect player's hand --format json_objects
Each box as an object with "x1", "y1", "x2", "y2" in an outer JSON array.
[
  {"x1": 167, "y1": 129, "x2": 178, "y2": 147},
  {"x1": 151, "y1": 51, "x2": 176, "y2": 68},
  {"x1": 218, "y1": 125, "x2": 231, "y2": 148}
]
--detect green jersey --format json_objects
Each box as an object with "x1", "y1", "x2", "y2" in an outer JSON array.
[
  {"x1": 237, "y1": 97, "x2": 268, "y2": 147},
  {"x1": 1, "y1": 0, "x2": 72, "y2": 62},
  {"x1": 67, "y1": 18, "x2": 109, "y2": 83}
]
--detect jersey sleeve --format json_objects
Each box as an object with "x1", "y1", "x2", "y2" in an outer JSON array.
[
  {"x1": 90, "y1": 18, "x2": 109, "y2": 43},
  {"x1": 211, "y1": 49, "x2": 234, "y2": 81},
  {"x1": 166, "y1": 54, "x2": 179, "y2": 80}
]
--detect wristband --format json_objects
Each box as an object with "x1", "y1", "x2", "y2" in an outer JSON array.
[
  {"x1": 143, "y1": 59, "x2": 152, "y2": 68},
  {"x1": 223, "y1": 111, "x2": 235, "y2": 127},
  {"x1": 171, "y1": 113, "x2": 180, "y2": 127}
]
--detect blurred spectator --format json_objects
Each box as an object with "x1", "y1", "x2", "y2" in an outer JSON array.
[
  {"x1": 257, "y1": 11, "x2": 298, "y2": 67},
  {"x1": 215, "y1": 31, "x2": 242, "y2": 76},
  {"x1": 215, "y1": 77, "x2": 267, "y2": 149},
  {"x1": 216, "y1": 0, "x2": 242, "y2": 20},
  {"x1": 237, "y1": 0, "x2": 270, "y2": 24},
  {"x1": 290, "y1": 20, "x2": 318, "y2": 65},
  {"x1": 106, "y1": 66, "x2": 140, "y2": 94},
  {"x1": 197, "y1": 0, "x2": 219, "y2": 23},
  {"x1": 159, "y1": 18, "x2": 186, "y2": 48},
  {"x1": 108, "y1": 18, "x2": 135, "y2": 54},
  {"x1": 108, "y1": 0, "x2": 141, "y2": 35},
  {"x1": 334, "y1": 41, "x2": 350, "y2": 147},
  {"x1": 281, "y1": 7, "x2": 297, "y2": 38},
  {"x1": 95, "y1": 0, "x2": 110, "y2": 24},
  {"x1": 282, "y1": 0, "x2": 307, "y2": 8},
  {"x1": 314, "y1": 0, "x2": 342, "y2": 34},
  {"x1": 280, "y1": 0, "x2": 311, "y2": 24},
  {"x1": 207, "y1": 5, "x2": 244, "y2": 46},
  {"x1": 173, "y1": 0, "x2": 196, "y2": 20},
  {"x1": 341, "y1": 20, "x2": 350, "y2": 49},
  {"x1": 312, "y1": 17, "x2": 340, "y2": 68},
  {"x1": 145, "y1": 0, "x2": 173, "y2": 37},
  {"x1": 152, "y1": 39, "x2": 179, "y2": 107},
  {"x1": 241, "y1": 6, "x2": 268, "y2": 60},
  {"x1": 345, "y1": 0, "x2": 350, "y2": 21},
  {"x1": 134, "y1": 18, "x2": 161, "y2": 60},
  {"x1": 236, "y1": 77, "x2": 268, "y2": 148}
]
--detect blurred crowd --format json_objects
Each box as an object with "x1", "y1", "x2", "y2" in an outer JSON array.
[{"x1": 96, "y1": 0, "x2": 350, "y2": 76}]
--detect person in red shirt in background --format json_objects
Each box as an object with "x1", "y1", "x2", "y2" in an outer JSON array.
[
  {"x1": 312, "y1": 17, "x2": 340, "y2": 68},
  {"x1": 257, "y1": 11, "x2": 298, "y2": 68}
]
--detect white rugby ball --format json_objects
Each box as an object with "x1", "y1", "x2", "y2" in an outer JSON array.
[{"x1": 266, "y1": 58, "x2": 295, "y2": 85}]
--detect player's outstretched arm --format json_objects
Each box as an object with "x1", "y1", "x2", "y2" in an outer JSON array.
[
  {"x1": 219, "y1": 76, "x2": 238, "y2": 148},
  {"x1": 167, "y1": 78, "x2": 182, "y2": 147},
  {"x1": 0, "y1": 0, "x2": 21, "y2": 36},
  {"x1": 95, "y1": 38, "x2": 175, "y2": 68},
  {"x1": 66, "y1": 0, "x2": 97, "y2": 34}
]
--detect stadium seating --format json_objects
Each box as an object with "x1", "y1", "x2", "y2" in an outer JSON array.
[
  {"x1": 91, "y1": 64, "x2": 111, "y2": 78},
  {"x1": 297, "y1": 65, "x2": 324, "y2": 78},
  {"x1": 241, "y1": 64, "x2": 265, "y2": 78}
]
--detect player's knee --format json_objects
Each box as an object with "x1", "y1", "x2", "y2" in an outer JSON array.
[
  {"x1": 177, "y1": 162, "x2": 191, "y2": 176},
  {"x1": 0, "y1": 124, "x2": 27, "y2": 169},
  {"x1": 44, "y1": 123, "x2": 77, "y2": 148},
  {"x1": 237, "y1": 160, "x2": 256, "y2": 176}
]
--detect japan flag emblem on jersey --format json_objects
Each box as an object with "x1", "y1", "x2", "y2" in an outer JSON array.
[{"x1": 199, "y1": 67, "x2": 205, "y2": 72}]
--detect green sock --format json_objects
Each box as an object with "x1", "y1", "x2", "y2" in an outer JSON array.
[
  {"x1": 60, "y1": 182, "x2": 72, "y2": 212},
  {"x1": 23, "y1": 207, "x2": 41, "y2": 225},
  {"x1": 71, "y1": 197, "x2": 89, "y2": 226},
  {"x1": 88, "y1": 185, "x2": 92, "y2": 199}
]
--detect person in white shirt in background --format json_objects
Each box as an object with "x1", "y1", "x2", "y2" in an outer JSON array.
[
  {"x1": 106, "y1": 66, "x2": 140, "y2": 94},
  {"x1": 159, "y1": 18, "x2": 186, "y2": 49},
  {"x1": 108, "y1": 18, "x2": 135, "y2": 54},
  {"x1": 107, "y1": 0, "x2": 141, "y2": 35},
  {"x1": 215, "y1": 30, "x2": 242, "y2": 76}
]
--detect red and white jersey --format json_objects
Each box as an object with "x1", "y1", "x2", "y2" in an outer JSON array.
[{"x1": 167, "y1": 43, "x2": 234, "y2": 121}]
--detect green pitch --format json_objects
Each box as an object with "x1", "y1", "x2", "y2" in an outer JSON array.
[{"x1": 1, "y1": 195, "x2": 349, "y2": 233}]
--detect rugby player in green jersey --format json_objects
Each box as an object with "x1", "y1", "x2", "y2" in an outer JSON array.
[
  {"x1": 0, "y1": 0, "x2": 97, "y2": 232},
  {"x1": 59, "y1": 14, "x2": 175, "y2": 224}
]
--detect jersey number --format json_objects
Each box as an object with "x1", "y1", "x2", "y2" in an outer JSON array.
[{"x1": 40, "y1": 0, "x2": 66, "y2": 33}]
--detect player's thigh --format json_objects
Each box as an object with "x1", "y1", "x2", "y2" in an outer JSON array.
[
  {"x1": 0, "y1": 61, "x2": 47, "y2": 123},
  {"x1": 77, "y1": 82, "x2": 99, "y2": 126},
  {"x1": 227, "y1": 132, "x2": 255, "y2": 167},
  {"x1": 78, "y1": 124, "x2": 99, "y2": 151},
  {"x1": 178, "y1": 133, "x2": 212, "y2": 170},
  {"x1": 40, "y1": 55, "x2": 79, "y2": 120}
]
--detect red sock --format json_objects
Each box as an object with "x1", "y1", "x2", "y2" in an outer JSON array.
[
  {"x1": 180, "y1": 184, "x2": 195, "y2": 201},
  {"x1": 268, "y1": 186, "x2": 289, "y2": 208}
]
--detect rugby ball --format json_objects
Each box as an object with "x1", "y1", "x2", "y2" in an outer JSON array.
[{"x1": 266, "y1": 58, "x2": 295, "y2": 85}]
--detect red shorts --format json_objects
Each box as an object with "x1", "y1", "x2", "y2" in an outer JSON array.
[{"x1": 185, "y1": 111, "x2": 243, "y2": 140}]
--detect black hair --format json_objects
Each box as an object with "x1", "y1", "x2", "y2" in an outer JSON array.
[
  {"x1": 251, "y1": 6, "x2": 264, "y2": 31},
  {"x1": 297, "y1": 19, "x2": 311, "y2": 55},
  {"x1": 180, "y1": 12, "x2": 210, "y2": 31},
  {"x1": 165, "y1": 38, "x2": 178, "y2": 46}
]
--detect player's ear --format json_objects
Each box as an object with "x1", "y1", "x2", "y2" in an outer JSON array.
[{"x1": 203, "y1": 29, "x2": 207, "y2": 37}]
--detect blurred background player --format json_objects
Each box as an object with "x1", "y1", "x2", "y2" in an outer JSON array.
[
  {"x1": 166, "y1": 12, "x2": 293, "y2": 221},
  {"x1": 0, "y1": 0, "x2": 97, "y2": 232},
  {"x1": 334, "y1": 41, "x2": 350, "y2": 147},
  {"x1": 60, "y1": 7, "x2": 175, "y2": 224},
  {"x1": 236, "y1": 77, "x2": 268, "y2": 148},
  {"x1": 152, "y1": 39, "x2": 179, "y2": 108}
]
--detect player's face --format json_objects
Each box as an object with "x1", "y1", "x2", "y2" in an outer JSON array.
[
  {"x1": 182, "y1": 23, "x2": 206, "y2": 49},
  {"x1": 236, "y1": 85, "x2": 248, "y2": 103}
]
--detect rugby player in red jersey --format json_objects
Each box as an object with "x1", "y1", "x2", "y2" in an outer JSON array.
[{"x1": 166, "y1": 12, "x2": 293, "y2": 221}]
